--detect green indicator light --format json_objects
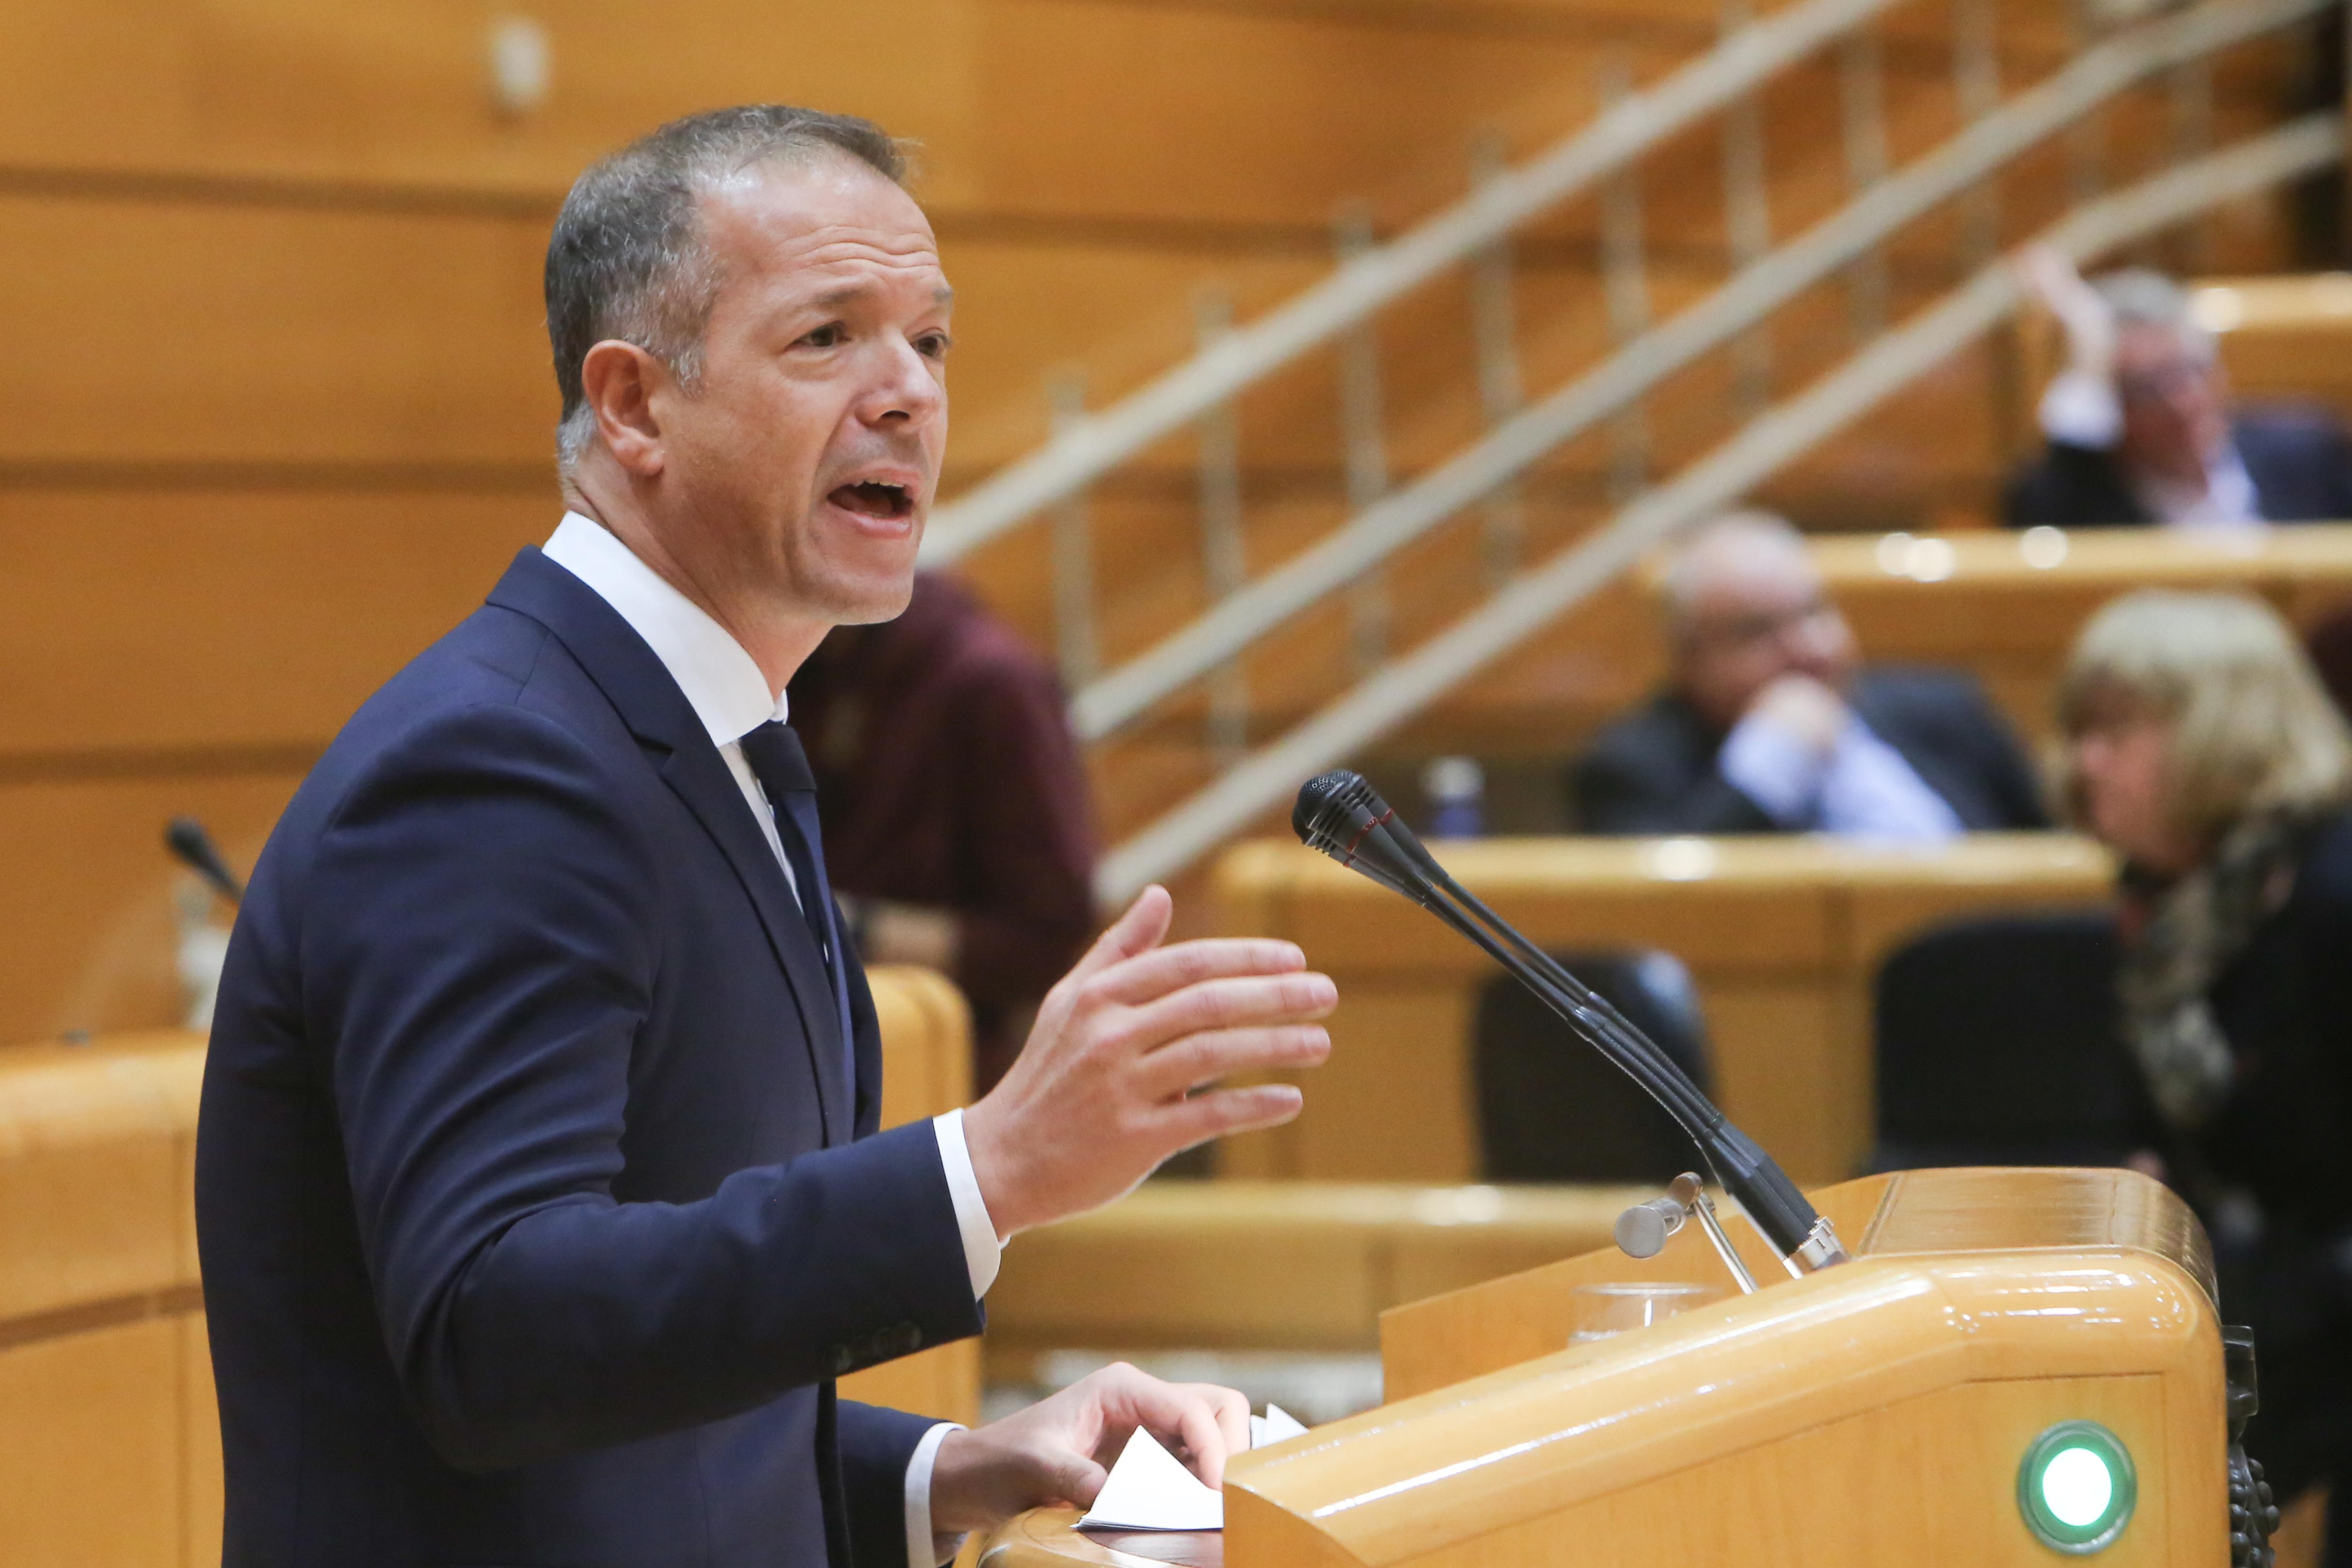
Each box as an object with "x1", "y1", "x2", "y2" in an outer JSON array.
[{"x1": 2018, "y1": 1422, "x2": 2137, "y2": 1554}]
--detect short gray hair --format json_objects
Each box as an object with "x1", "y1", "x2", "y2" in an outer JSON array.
[
  {"x1": 1658, "y1": 509, "x2": 1812, "y2": 636},
  {"x1": 2089, "y1": 266, "x2": 2216, "y2": 365},
  {"x1": 545, "y1": 105, "x2": 905, "y2": 474}
]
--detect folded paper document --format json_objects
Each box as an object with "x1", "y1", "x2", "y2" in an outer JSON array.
[{"x1": 1077, "y1": 1405, "x2": 1309, "y2": 1532}]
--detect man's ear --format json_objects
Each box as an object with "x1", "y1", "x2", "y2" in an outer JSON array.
[{"x1": 579, "y1": 340, "x2": 669, "y2": 478}]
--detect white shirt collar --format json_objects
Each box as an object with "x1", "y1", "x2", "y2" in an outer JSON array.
[{"x1": 541, "y1": 511, "x2": 787, "y2": 747}]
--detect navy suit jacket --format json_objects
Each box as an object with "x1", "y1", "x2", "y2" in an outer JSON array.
[
  {"x1": 2002, "y1": 406, "x2": 2352, "y2": 527},
  {"x1": 1570, "y1": 668, "x2": 2050, "y2": 836},
  {"x1": 195, "y1": 548, "x2": 983, "y2": 1568}
]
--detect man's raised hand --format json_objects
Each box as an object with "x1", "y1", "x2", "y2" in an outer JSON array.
[{"x1": 961, "y1": 885, "x2": 1335, "y2": 1239}]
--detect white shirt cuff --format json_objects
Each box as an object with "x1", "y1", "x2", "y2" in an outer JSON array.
[
  {"x1": 2039, "y1": 366, "x2": 2123, "y2": 448},
  {"x1": 904, "y1": 1420, "x2": 965, "y2": 1568},
  {"x1": 932, "y1": 1109, "x2": 1002, "y2": 1299},
  {"x1": 1718, "y1": 709, "x2": 1832, "y2": 827}
]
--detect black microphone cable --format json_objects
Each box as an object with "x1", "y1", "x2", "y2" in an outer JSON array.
[{"x1": 1292, "y1": 769, "x2": 1844, "y2": 1269}]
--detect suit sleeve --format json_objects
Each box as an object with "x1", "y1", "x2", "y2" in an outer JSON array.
[
  {"x1": 837, "y1": 1400, "x2": 945, "y2": 1568},
  {"x1": 305, "y1": 703, "x2": 983, "y2": 1472},
  {"x1": 1572, "y1": 732, "x2": 1775, "y2": 835},
  {"x1": 2002, "y1": 443, "x2": 2146, "y2": 529}
]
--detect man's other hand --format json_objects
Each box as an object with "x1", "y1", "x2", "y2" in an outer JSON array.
[
  {"x1": 929, "y1": 1363, "x2": 1250, "y2": 1540},
  {"x1": 2016, "y1": 243, "x2": 2116, "y2": 382},
  {"x1": 961, "y1": 885, "x2": 1335, "y2": 1238},
  {"x1": 1746, "y1": 672, "x2": 1850, "y2": 759}
]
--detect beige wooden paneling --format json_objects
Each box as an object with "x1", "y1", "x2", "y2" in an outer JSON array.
[
  {"x1": 0, "y1": 1319, "x2": 183, "y2": 1568},
  {"x1": 0, "y1": 1046, "x2": 185, "y2": 1321},
  {"x1": 0, "y1": 488, "x2": 549, "y2": 758},
  {"x1": 0, "y1": 194, "x2": 553, "y2": 470},
  {"x1": 0, "y1": 0, "x2": 2110, "y2": 219},
  {"x1": 181, "y1": 1311, "x2": 222, "y2": 1568}
]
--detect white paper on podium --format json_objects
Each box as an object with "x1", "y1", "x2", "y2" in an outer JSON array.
[
  {"x1": 1077, "y1": 1405, "x2": 1311, "y2": 1532},
  {"x1": 1077, "y1": 1427, "x2": 1223, "y2": 1531},
  {"x1": 1250, "y1": 1403, "x2": 1309, "y2": 1449}
]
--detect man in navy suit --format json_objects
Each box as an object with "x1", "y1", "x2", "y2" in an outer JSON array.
[
  {"x1": 2004, "y1": 248, "x2": 2352, "y2": 529},
  {"x1": 195, "y1": 106, "x2": 1338, "y2": 1568}
]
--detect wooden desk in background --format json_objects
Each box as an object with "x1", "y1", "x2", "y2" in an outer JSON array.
[
  {"x1": 1212, "y1": 833, "x2": 2114, "y2": 1188},
  {"x1": 0, "y1": 967, "x2": 976, "y2": 1568},
  {"x1": 1819, "y1": 522, "x2": 2352, "y2": 749}
]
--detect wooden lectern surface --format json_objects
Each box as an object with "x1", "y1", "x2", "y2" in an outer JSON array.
[{"x1": 981, "y1": 1169, "x2": 2227, "y2": 1568}]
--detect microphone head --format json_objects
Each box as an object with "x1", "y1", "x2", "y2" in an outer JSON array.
[
  {"x1": 1291, "y1": 771, "x2": 1430, "y2": 900},
  {"x1": 166, "y1": 816, "x2": 244, "y2": 903},
  {"x1": 1292, "y1": 770, "x2": 1383, "y2": 856}
]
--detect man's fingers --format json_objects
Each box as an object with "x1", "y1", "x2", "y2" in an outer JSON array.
[
  {"x1": 1134, "y1": 1025, "x2": 1330, "y2": 1102},
  {"x1": 1047, "y1": 1452, "x2": 1110, "y2": 1509},
  {"x1": 1124, "y1": 971, "x2": 1337, "y2": 1044},
  {"x1": 1156, "y1": 1083, "x2": 1306, "y2": 1151},
  {"x1": 1182, "y1": 1383, "x2": 1251, "y2": 1465},
  {"x1": 1085, "y1": 937, "x2": 1308, "y2": 1007},
  {"x1": 1064, "y1": 886, "x2": 1174, "y2": 987},
  {"x1": 1097, "y1": 1367, "x2": 1243, "y2": 1491},
  {"x1": 1171, "y1": 1397, "x2": 1233, "y2": 1491}
]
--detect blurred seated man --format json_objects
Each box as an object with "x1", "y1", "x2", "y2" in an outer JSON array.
[
  {"x1": 2004, "y1": 247, "x2": 2352, "y2": 529},
  {"x1": 791, "y1": 572, "x2": 1096, "y2": 1090},
  {"x1": 1572, "y1": 511, "x2": 2048, "y2": 837}
]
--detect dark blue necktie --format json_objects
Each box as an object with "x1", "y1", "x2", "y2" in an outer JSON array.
[{"x1": 736, "y1": 721, "x2": 854, "y2": 1096}]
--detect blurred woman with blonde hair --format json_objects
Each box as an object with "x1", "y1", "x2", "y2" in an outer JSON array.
[{"x1": 2059, "y1": 588, "x2": 2352, "y2": 1554}]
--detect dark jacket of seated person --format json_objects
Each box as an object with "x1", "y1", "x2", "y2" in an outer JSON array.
[
  {"x1": 2005, "y1": 405, "x2": 2352, "y2": 529},
  {"x1": 1571, "y1": 509, "x2": 2049, "y2": 838},
  {"x1": 1575, "y1": 668, "x2": 2050, "y2": 835},
  {"x1": 2003, "y1": 258, "x2": 2352, "y2": 528}
]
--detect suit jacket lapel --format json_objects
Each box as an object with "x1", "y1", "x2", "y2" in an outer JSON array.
[
  {"x1": 485, "y1": 549, "x2": 851, "y2": 1142},
  {"x1": 1851, "y1": 678, "x2": 1984, "y2": 831}
]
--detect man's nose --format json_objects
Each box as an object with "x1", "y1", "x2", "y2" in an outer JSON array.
[{"x1": 858, "y1": 337, "x2": 946, "y2": 425}]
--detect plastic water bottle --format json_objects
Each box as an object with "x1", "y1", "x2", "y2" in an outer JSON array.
[{"x1": 1422, "y1": 755, "x2": 1486, "y2": 839}]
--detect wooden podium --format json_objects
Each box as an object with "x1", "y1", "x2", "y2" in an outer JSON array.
[{"x1": 980, "y1": 1167, "x2": 2249, "y2": 1567}]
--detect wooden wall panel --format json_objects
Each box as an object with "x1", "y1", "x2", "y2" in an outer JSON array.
[
  {"x1": 0, "y1": 194, "x2": 551, "y2": 470},
  {"x1": 182, "y1": 1313, "x2": 222, "y2": 1568},
  {"x1": 0, "y1": 1319, "x2": 183, "y2": 1568},
  {"x1": 0, "y1": 0, "x2": 2108, "y2": 221},
  {"x1": 0, "y1": 489, "x2": 548, "y2": 757}
]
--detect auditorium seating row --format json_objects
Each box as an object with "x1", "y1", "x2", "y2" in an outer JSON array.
[{"x1": 1213, "y1": 831, "x2": 2118, "y2": 1186}]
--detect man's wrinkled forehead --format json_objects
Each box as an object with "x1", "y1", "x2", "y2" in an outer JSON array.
[{"x1": 698, "y1": 156, "x2": 944, "y2": 294}]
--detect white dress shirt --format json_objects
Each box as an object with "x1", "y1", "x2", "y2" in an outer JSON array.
[
  {"x1": 2039, "y1": 367, "x2": 2265, "y2": 530},
  {"x1": 1718, "y1": 706, "x2": 1964, "y2": 844},
  {"x1": 542, "y1": 512, "x2": 994, "y2": 1565}
]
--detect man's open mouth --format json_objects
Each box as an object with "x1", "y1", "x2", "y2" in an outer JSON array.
[{"x1": 828, "y1": 480, "x2": 915, "y2": 520}]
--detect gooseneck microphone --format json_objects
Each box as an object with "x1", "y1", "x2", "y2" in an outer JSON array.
[
  {"x1": 1292, "y1": 770, "x2": 1847, "y2": 1274},
  {"x1": 166, "y1": 817, "x2": 246, "y2": 905}
]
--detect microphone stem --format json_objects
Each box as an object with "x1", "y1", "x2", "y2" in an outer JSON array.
[
  {"x1": 1409, "y1": 886, "x2": 1719, "y2": 1141},
  {"x1": 1417, "y1": 868, "x2": 1825, "y2": 1264}
]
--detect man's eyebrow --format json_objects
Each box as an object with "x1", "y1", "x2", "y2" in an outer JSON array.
[{"x1": 800, "y1": 281, "x2": 955, "y2": 311}]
